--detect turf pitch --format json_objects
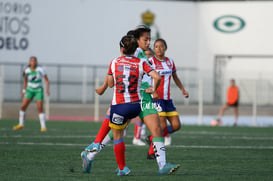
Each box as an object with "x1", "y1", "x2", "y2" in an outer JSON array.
[{"x1": 1, "y1": 119, "x2": 273, "y2": 181}]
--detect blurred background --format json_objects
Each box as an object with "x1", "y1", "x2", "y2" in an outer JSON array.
[{"x1": 0, "y1": 0, "x2": 272, "y2": 126}]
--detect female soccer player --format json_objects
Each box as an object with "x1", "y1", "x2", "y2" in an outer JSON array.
[
  {"x1": 81, "y1": 35, "x2": 180, "y2": 176},
  {"x1": 13, "y1": 56, "x2": 50, "y2": 132},
  {"x1": 147, "y1": 38, "x2": 189, "y2": 158}
]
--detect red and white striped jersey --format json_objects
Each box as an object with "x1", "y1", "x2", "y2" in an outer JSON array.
[
  {"x1": 108, "y1": 56, "x2": 154, "y2": 105},
  {"x1": 150, "y1": 56, "x2": 176, "y2": 100}
]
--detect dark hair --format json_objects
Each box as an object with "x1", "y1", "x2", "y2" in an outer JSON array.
[
  {"x1": 154, "y1": 38, "x2": 167, "y2": 49},
  {"x1": 29, "y1": 56, "x2": 38, "y2": 62},
  {"x1": 127, "y1": 25, "x2": 151, "y2": 40},
  {"x1": 120, "y1": 35, "x2": 138, "y2": 55}
]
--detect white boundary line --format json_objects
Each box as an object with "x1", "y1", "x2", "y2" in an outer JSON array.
[
  {"x1": 1, "y1": 141, "x2": 273, "y2": 150},
  {"x1": 1, "y1": 134, "x2": 273, "y2": 140}
]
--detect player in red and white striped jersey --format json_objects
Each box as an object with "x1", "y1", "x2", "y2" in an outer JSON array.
[
  {"x1": 147, "y1": 38, "x2": 189, "y2": 158},
  {"x1": 108, "y1": 56, "x2": 153, "y2": 105},
  {"x1": 106, "y1": 35, "x2": 162, "y2": 175}
]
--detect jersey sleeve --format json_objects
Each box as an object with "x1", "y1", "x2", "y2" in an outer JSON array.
[
  {"x1": 171, "y1": 59, "x2": 177, "y2": 73},
  {"x1": 143, "y1": 61, "x2": 154, "y2": 74},
  {"x1": 108, "y1": 60, "x2": 113, "y2": 75},
  {"x1": 39, "y1": 67, "x2": 47, "y2": 76}
]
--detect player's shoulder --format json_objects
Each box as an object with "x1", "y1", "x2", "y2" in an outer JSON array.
[
  {"x1": 36, "y1": 65, "x2": 46, "y2": 71},
  {"x1": 24, "y1": 66, "x2": 31, "y2": 73},
  {"x1": 166, "y1": 56, "x2": 174, "y2": 62}
]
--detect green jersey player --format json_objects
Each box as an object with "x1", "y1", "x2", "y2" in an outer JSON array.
[{"x1": 13, "y1": 56, "x2": 50, "y2": 132}]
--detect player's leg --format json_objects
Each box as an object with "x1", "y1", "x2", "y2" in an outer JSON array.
[
  {"x1": 132, "y1": 116, "x2": 146, "y2": 146},
  {"x1": 233, "y1": 106, "x2": 239, "y2": 126},
  {"x1": 144, "y1": 113, "x2": 180, "y2": 175},
  {"x1": 217, "y1": 104, "x2": 229, "y2": 122},
  {"x1": 36, "y1": 89, "x2": 47, "y2": 132},
  {"x1": 13, "y1": 91, "x2": 33, "y2": 130},
  {"x1": 164, "y1": 121, "x2": 172, "y2": 146},
  {"x1": 85, "y1": 108, "x2": 112, "y2": 162},
  {"x1": 36, "y1": 100, "x2": 47, "y2": 132},
  {"x1": 110, "y1": 103, "x2": 140, "y2": 176}
]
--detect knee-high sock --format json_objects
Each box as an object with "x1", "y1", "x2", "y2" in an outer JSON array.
[
  {"x1": 94, "y1": 114, "x2": 110, "y2": 143},
  {"x1": 87, "y1": 133, "x2": 112, "y2": 161},
  {"x1": 153, "y1": 137, "x2": 166, "y2": 170},
  {"x1": 162, "y1": 125, "x2": 174, "y2": 137},
  {"x1": 134, "y1": 122, "x2": 143, "y2": 139},
  {"x1": 114, "y1": 138, "x2": 126, "y2": 170},
  {"x1": 39, "y1": 113, "x2": 46, "y2": 128},
  {"x1": 148, "y1": 135, "x2": 154, "y2": 155},
  {"x1": 19, "y1": 110, "x2": 25, "y2": 126},
  {"x1": 150, "y1": 125, "x2": 175, "y2": 155}
]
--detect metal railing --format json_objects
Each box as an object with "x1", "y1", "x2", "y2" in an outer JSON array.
[{"x1": 0, "y1": 62, "x2": 198, "y2": 104}]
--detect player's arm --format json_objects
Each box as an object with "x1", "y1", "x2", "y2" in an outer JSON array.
[
  {"x1": 107, "y1": 75, "x2": 114, "y2": 88},
  {"x1": 44, "y1": 75, "x2": 50, "y2": 96},
  {"x1": 21, "y1": 74, "x2": 27, "y2": 98},
  {"x1": 172, "y1": 72, "x2": 189, "y2": 98},
  {"x1": 145, "y1": 70, "x2": 161, "y2": 94},
  {"x1": 95, "y1": 75, "x2": 108, "y2": 95}
]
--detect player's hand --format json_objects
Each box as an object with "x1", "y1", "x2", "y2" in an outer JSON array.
[
  {"x1": 95, "y1": 85, "x2": 107, "y2": 95},
  {"x1": 182, "y1": 89, "x2": 189, "y2": 98},
  {"x1": 152, "y1": 92, "x2": 159, "y2": 99},
  {"x1": 21, "y1": 92, "x2": 25, "y2": 98},
  {"x1": 145, "y1": 87, "x2": 155, "y2": 94},
  {"x1": 46, "y1": 90, "x2": 50, "y2": 96}
]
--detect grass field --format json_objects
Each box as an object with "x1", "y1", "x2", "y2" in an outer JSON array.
[{"x1": 1, "y1": 119, "x2": 273, "y2": 181}]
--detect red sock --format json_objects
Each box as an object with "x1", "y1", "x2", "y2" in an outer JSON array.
[
  {"x1": 148, "y1": 136, "x2": 154, "y2": 155},
  {"x1": 162, "y1": 127, "x2": 168, "y2": 137},
  {"x1": 94, "y1": 116, "x2": 110, "y2": 143},
  {"x1": 134, "y1": 122, "x2": 142, "y2": 139},
  {"x1": 114, "y1": 141, "x2": 125, "y2": 170}
]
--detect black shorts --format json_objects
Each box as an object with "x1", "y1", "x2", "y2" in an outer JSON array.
[{"x1": 227, "y1": 101, "x2": 239, "y2": 107}]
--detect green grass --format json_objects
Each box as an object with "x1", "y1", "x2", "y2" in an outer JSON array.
[{"x1": 1, "y1": 119, "x2": 273, "y2": 181}]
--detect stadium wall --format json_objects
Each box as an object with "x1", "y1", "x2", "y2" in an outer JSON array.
[
  {"x1": 197, "y1": 2, "x2": 273, "y2": 103},
  {"x1": 1, "y1": 0, "x2": 273, "y2": 104}
]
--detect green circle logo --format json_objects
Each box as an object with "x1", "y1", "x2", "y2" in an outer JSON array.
[{"x1": 214, "y1": 15, "x2": 245, "y2": 33}]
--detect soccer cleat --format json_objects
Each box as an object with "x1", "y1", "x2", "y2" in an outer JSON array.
[
  {"x1": 85, "y1": 142, "x2": 101, "y2": 152},
  {"x1": 41, "y1": 127, "x2": 47, "y2": 132},
  {"x1": 81, "y1": 151, "x2": 93, "y2": 173},
  {"x1": 117, "y1": 166, "x2": 131, "y2": 176},
  {"x1": 13, "y1": 124, "x2": 24, "y2": 130},
  {"x1": 132, "y1": 138, "x2": 146, "y2": 146},
  {"x1": 164, "y1": 136, "x2": 172, "y2": 146},
  {"x1": 147, "y1": 153, "x2": 156, "y2": 160},
  {"x1": 158, "y1": 163, "x2": 180, "y2": 175}
]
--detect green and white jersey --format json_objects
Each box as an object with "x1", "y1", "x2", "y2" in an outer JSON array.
[
  {"x1": 24, "y1": 66, "x2": 47, "y2": 90},
  {"x1": 134, "y1": 48, "x2": 152, "y2": 86}
]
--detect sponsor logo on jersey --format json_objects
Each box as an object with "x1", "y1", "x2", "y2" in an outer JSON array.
[
  {"x1": 118, "y1": 66, "x2": 124, "y2": 72},
  {"x1": 158, "y1": 70, "x2": 172, "y2": 76}
]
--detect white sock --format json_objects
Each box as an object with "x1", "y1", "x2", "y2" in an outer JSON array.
[
  {"x1": 153, "y1": 138, "x2": 166, "y2": 170},
  {"x1": 101, "y1": 134, "x2": 111, "y2": 150},
  {"x1": 19, "y1": 110, "x2": 25, "y2": 126},
  {"x1": 87, "y1": 134, "x2": 112, "y2": 161},
  {"x1": 39, "y1": 113, "x2": 46, "y2": 128},
  {"x1": 141, "y1": 124, "x2": 146, "y2": 137}
]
